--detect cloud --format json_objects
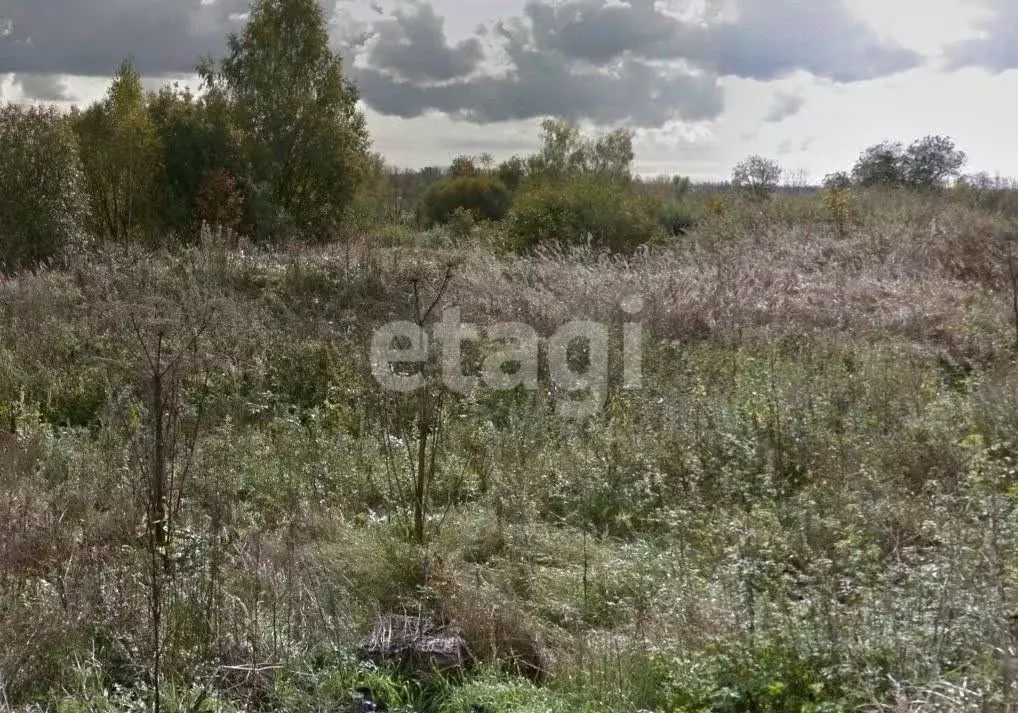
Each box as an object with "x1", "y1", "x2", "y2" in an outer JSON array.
[
  {"x1": 366, "y1": 1, "x2": 484, "y2": 81},
  {"x1": 349, "y1": 0, "x2": 922, "y2": 128},
  {"x1": 351, "y1": 53, "x2": 724, "y2": 127},
  {"x1": 0, "y1": 0, "x2": 924, "y2": 131},
  {"x1": 349, "y1": 2, "x2": 723, "y2": 127},
  {"x1": 521, "y1": 0, "x2": 691, "y2": 64},
  {"x1": 702, "y1": 0, "x2": 923, "y2": 82},
  {"x1": 946, "y1": 0, "x2": 1018, "y2": 72},
  {"x1": 0, "y1": 0, "x2": 246, "y2": 76},
  {"x1": 763, "y1": 92, "x2": 804, "y2": 122},
  {"x1": 14, "y1": 73, "x2": 76, "y2": 101},
  {"x1": 506, "y1": 0, "x2": 921, "y2": 82}
]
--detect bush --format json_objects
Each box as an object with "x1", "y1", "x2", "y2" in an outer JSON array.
[
  {"x1": 421, "y1": 175, "x2": 512, "y2": 227},
  {"x1": 0, "y1": 105, "x2": 88, "y2": 271},
  {"x1": 670, "y1": 644, "x2": 858, "y2": 713},
  {"x1": 656, "y1": 201, "x2": 700, "y2": 236},
  {"x1": 193, "y1": 167, "x2": 244, "y2": 235},
  {"x1": 504, "y1": 177, "x2": 666, "y2": 254},
  {"x1": 821, "y1": 185, "x2": 856, "y2": 237},
  {"x1": 822, "y1": 171, "x2": 853, "y2": 191},
  {"x1": 447, "y1": 206, "x2": 477, "y2": 240}
]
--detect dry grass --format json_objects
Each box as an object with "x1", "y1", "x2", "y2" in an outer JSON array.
[{"x1": 1, "y1": 189, "x2": 1018, "y2": 710}]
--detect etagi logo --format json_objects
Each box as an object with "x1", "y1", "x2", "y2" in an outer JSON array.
[{"x1": 370, "y1": 297, "x2": 645, "y2": 419}]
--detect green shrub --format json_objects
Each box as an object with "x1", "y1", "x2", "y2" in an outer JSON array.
[
  {"x1": 0, "y1": 105, "x2": 88, "y2": 271},
  {"x1": 239, "y1": 177, "x2": 298, "y2": 241},
  {"x1": 504, "y1": 177, "x2": 665, "y2": 254},
  {"x1": 447, "y1": 206, "x2": 477, "y2": 240},
  {"x1": 421, "y1": 175, "x2": 511, "y2": 227},
  {"x1": 669, "y1": 644, "x2": 858, "y2": 713},
  {"x1": 38, "y1": 369, "x2": 109, "y2": 429},
  {"x1": 437, "y1": 672, "x2": 572, "y2": 713},
  {"x1": 496, "y1": 156, "x2": 527, "y2": 193},
  {"x1": 265, "y1": 339, "x2": 344, "y2": 414},
  {"x1": 656, "y1": 201, "x2": 700, "y2": 236}
]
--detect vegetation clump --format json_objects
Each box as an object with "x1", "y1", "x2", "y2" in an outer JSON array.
[
  {"x1": 421, "y1": 175, "x2": 512, "y2": 228},
  {"x1": 0, "y1": 104, "x2": 88, "y2": 269}
]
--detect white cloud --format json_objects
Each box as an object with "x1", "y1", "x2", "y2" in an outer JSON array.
[
  {"x1": 763, "y1": 92, "x2": 804, "y2": 123},
  {"x1": 946, "y1": 0, "x2": 1018, "y2": 71},
  {"x1": 848, "y1": 0, "x2": 985, "y2": 56}
]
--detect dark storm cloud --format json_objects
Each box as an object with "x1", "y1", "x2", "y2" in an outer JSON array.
[
  {"x1": 349, "y1": 0, "x2": 720, "y2": 127},
  {"x1": 351, "y1": 53, "x2": 723, "y2": 126},
  {"x1": 0, "y1": 0, "x2": 923, "y2": 129},
  {"x1": 365, "y1": 1, "x2": 484, "y2": 81},
  {"x1": 763, "y1": 92, "x2": 804, "y2": 123},
  {"x1": 946, "y1": 0, "x2": 1018, "y2": 72},
  {"x1": 521, "y1": 0, "x2": 690, "y2": 63},
  {"x1": 0, "y1": 0, "x2": 247, "y2": 76},
  {"x1": 350, "y1": 0, "x2": 921, "y2": 127},
  {"x1": 702, "y1": 0, "x2": 922, "y2": 82},
  {"x1": 502, "y1": 0, "x2": 920, "y2": 82}
]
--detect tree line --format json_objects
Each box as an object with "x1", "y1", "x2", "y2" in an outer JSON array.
[
  {"x1": 1, "y1": 0, "x2": 369, "y2": 270},
  {"x1": 0, "y1": 0, "x2": 1000, "y2": 269}
]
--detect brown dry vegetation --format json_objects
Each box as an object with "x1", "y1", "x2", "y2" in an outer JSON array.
[{"x1": 2, "y1": 189, "x2": 1018, "y2": 712}]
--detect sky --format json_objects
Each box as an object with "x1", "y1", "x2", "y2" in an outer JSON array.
[{"x1": 1, "y1": 0, "x2": 1017, "y2": 181}]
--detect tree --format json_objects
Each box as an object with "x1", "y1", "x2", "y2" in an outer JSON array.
[
  {"x1": 0, "y1": 105, "x2": 88, "y2": 270},
  {"x1": 495, "y1": 155, "x2": 527, "y2": 193},
  {"x1": 74, "y1": 59, "x2": 161, "y2": 243},
  {"x1": 526, "y1": 119, "x2": 634, "y2": 183},
  {"x1": 851, "y1": 141, "x2": 905, "y2": 188},
  {"x1": 588, "y1": 127, "x2": 635, "y2": 182},
  {"x1": 902, "y1": 135, "x2": 966, "y2": 189},
  {"x1": 732, "y1": 155, "x2": 782, "y2": 199},
  {"x1": 148, "y1": 83, "x2": 246, "y2": 239},
  {"x1": 450, "y1": 155, "x2": 481, "y2": 177},
  {"x1": 822, "y1": 171, "x2": 853, "y2": 190},
  {"x1": 526, "y1": 119, "x2": 580, "y2": 180},
  {"x1": 670, "y1": 175, "x2": 692, "y2": 199},
  {"x1": 207, "y1": 0, "x2": 371, "y2": 241},
  {"x1": 851, "y1": 136, "x2": 967, "y2": 190}
]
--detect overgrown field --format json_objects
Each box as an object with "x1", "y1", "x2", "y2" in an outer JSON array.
[{"x1": 3, "y1": 190, "x2": 1018, "y2": 712}]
